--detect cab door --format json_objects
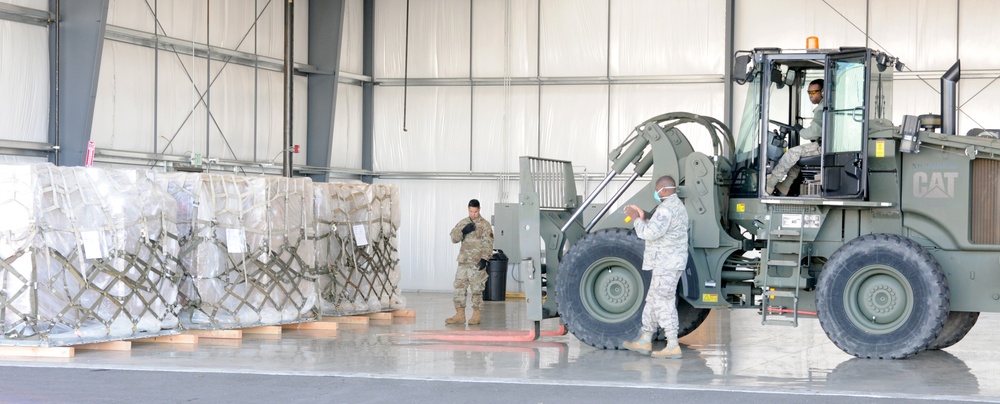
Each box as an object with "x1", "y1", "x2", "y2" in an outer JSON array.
[{"x1": 822, "y1": 50, "x2": 870, "y2": 199}]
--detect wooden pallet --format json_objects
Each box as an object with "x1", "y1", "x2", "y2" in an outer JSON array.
[
  {"x1": 132, "y1": 334, "x2": 199, "y2": 344},
  {"x1": 321, "y1": 316, "x2": 369, "y2": 325},
  {"x1": 391, "y1": 309, "x2": 416, "y2": 318},
  {"x1": 242, "y1": 326, "x2": 283, "y2": 335},
  {"x1": 0, "y1": 346, "x2": 75, "y2": 358},
  {"x1": 184, "y1": 330, "x2": 243, "y2": 340},
  {"x1": 76, "y1": 341, "x2": 132, "y2": 351},
  {"x1": 282, "y1": 321, "x2": 339, "y2": 331}
]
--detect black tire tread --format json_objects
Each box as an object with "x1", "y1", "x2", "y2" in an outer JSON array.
[
  {"x1": 816, "y1": 233, "x2": 950, "y2": 359},
  {"x1": 927, "y1": 311, "x2": 979, "y2": 350}
]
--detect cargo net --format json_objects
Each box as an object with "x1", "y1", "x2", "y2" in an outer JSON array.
[
  {"x1": 314, "y1": 182, "x2": 404, "y2": 315},
  {"x1": 155, "y1": 173, "x2": 317, "y2": 329},
  {"x1": 0, "y1": 165, "x2": 181, "y2": 347}
]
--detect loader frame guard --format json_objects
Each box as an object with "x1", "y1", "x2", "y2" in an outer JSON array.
[{"x1": 512, "y1": 114, "x2": 742, "y2": 339}]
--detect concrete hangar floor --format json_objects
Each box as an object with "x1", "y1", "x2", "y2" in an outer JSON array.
[{"x1": 0, "y1": 293, "x2": 995, "y2": 404}]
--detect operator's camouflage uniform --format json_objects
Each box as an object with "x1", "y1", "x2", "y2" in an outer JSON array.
[
  {"x1": 449, "y1": 217, "x2": 494, "y2": 309},
  {"x1": 633, "y1": 193, "x2": 689, "y2": 337},
  {"x1": 767, "y1": 104, "x2": 823, "y2": 193}
]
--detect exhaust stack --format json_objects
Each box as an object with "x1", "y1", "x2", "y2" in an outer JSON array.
[{"x1": 941, "y1": 61, "x2": 960, "y2": 135}]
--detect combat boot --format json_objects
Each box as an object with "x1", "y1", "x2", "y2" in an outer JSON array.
[
  {"x1": 775, "y1": 166, "x2": 800, "y2": 196},
  {"x1": 622, "y1": 331, "x2": 653, "y2": 355},
  {"x1": 445, "y1": 304, "x2": 465, "y2": 325},
  {"x1": 468, "y1": 308, "x2": 481, "y2": 325},
  {"x1": 652, "y1": 337, "x2": 682, "y2": 359}
]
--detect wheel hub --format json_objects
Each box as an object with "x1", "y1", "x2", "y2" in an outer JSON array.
[
  {"x1": 857, "y1": 274, "x2": 907, "y2": 323},
  {"x1": 580, "y1": 257, "x2": 643, "y2": 323},
  {"x1": 844, "y1": 266, "x2": 914, "y2": 333}
]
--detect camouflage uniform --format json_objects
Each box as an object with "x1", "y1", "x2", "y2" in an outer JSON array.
[
  {"x1": 633, "y1": 193, "x2": 689, "y2": 337},
  {"x1": 767, "y1": 104, "x2": 823, "y2": 193},
  {"x1": 449, "y1": 217, "x2": 494, "y2": 309}
]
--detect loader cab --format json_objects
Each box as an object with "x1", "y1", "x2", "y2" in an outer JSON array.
[{"x1": 730, "y1": 47, "x2": 895, "y2": 199}]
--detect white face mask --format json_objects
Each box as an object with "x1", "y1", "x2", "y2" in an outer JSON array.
[{"x1": 653, "y1": 186, "x2": 676, "y2": 203}]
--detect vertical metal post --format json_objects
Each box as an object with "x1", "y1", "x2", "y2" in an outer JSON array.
[
  {"x1": 361, "y1": 0, "x2": 375, "y2": 184},
  {"x1": 283, "y1": 0, "x2": 294, "y2": 177},
  {"x1": 48, "y1": 0, "x2": 110, "y2": 166},
  {"x1": 723, "y1": 0, "x2": 735, "y2": 130},
  {"x1": 306, "y1": 0, "x2": 346, "y2": 183}
]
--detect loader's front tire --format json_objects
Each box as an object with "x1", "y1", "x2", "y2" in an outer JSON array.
[
  {"x1": 557, "y1": 228, "x2": 709, "y2": 350},
  {"x1": 817, "y1": 234, "x2": 949, "y2": 359}
]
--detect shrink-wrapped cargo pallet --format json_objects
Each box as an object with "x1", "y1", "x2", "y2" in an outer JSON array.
[
  {"x1": 315, "y1": 182, "x2": 403, "y2": 315},
  {"x1": 0, "y1": 165, "x2": 181, "y2": 346},
  {"x1": 156, "y1": 173, "x2": 317, "y2": 328}
]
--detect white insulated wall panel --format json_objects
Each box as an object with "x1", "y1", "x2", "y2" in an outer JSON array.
[
  {"x1": 735, "y1": 0, "x2": 867, "y2": 51},
  {"x1": 471, "y1": 85, "x2": 539, "y2": 173},
  {"x1": 373, "y1": 86, "x2": 472, "y2": 172},
  {"x1": 92, "y1": 42, "x2": 156, "y2": 152},
  {"x1": 959, "y1": 0, "x2": 1000, "y2": 70},
  {"x1": 539, "y1": 85, "x2": 609, "y2": 174},
  {"x1": 340, "y1": 0, "x2": 364, "y2": 74},
  {"x1": 0, "y1": 22, "x2": 48, "y2": 144},
  {"x1": 610, "y1": 0, "x2": 726, "y2": 76},
  {"x1": 332, "y1": 83, "x2": 363, "y2": 169},
  {"x1": 377, "y1": 178, "x2": 513, "y2": 292},
  {"x1": 375, "y1": 0, "x2": 471, "y2": 79},
  {"x1": 868, "y1": 0, "x2": 958, "y2": 71},
  {"x1": 539, "y1": 0, "x2": 608, "y2": 77},
  {"x1": 471, "y1": 0, "x2": 538, "y2": 78}
]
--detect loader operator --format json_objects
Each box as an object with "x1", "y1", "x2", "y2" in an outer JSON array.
[
  {"x1": 766, "y1": 78, "x2": 824, "y2": 196},
  {"x1": 622, "y1": 175, "x2": 689, "y2": 359},
  {"x1": 445, "y1": 199, "x2": 494, "y2": 325}
]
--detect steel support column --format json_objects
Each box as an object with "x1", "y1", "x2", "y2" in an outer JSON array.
[
  {"x1": 361, "y1": 0, "x2": 374, "y2": 184},
  {"x1": 48, "y1": 0, "x2": 110, "y2": 166},
  {"x1": 305, "y1": 0, "x2": 346, "y2": 182},
  {"x1": 723, "y1": 0, "x2": 735, "y2": 130}
]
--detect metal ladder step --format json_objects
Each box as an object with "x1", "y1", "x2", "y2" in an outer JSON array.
[
  {"x1": 770, "y1": 229, "x2": 801, "y2": 237},
  {"x1": 762, "y1": 317, "x2": 799, "y2": 327},
  {"x1": 767, "y1": 260, "x2": 799, "y2": 267},
  {"x1": 766, "y1": 290, "x2": 798, "y2": 298}
]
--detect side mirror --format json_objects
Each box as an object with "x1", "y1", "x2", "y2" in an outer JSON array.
[{"x1": 732, "y1": 54, "x2": 754, "y2": 84}]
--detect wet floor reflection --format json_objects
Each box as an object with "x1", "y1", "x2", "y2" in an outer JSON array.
[{"x1": 0, "y1": 293, "x2": 996, "y2": 400}]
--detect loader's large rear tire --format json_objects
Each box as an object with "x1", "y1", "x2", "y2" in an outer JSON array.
[
  {"x1": 927, "y1": 311, "x2": 979, "y2": 350},
  {"x1": 556, "y1": 228, "x2": 709, "y2": 350},
  {"x1": 816, "y1": 234, "x2": 950, "y2": 359}
]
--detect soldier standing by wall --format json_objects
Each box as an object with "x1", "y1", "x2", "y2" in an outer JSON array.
[
  {"x1": 623, "y1": 175, "x2": 689, "y2": 359},
  {"x1": 446, "y1": 199, "x2": 494, "y2": 325}
]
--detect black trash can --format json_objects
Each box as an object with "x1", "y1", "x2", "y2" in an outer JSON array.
[{"x1": 483, "y1": 250, "x2": 508, "y2": 301}]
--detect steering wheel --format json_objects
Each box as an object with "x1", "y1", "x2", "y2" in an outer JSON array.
[{"x1": 768, "y1": 119, "x2": 798, "y2": 134}]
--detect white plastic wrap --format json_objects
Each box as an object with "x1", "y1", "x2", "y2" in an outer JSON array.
[
  {"x1": 314, "y1": 182, "x2": 404, "y2": 315},
  {"x1": 0, "y1": 165, "x2": 181, "y2": 346},
  {"x1": 156, "y1": 172, "x2": 317, "y2": 328}
]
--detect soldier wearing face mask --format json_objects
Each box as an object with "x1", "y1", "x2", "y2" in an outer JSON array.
[{"x1": 622, "y1": 175, "x2": 689, "y2": 359}]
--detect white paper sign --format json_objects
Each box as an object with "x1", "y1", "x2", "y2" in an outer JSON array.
[
  {"x1": 352, "y1": 224, "x2": 368, "y2": 247},
  {"x1": 226, "y1": 228, "x2": 247, "y2": 253},
  {"x1": 81, "y1": 230, "x2": 105, "y2": 259}
]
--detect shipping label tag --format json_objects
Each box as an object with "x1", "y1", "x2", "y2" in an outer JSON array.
[
  {"x1": 226, "y1": 228, "x2": 247, "y2": 253},
  {"x1": 352, "y1": 224, "x2": 368, "y2": 247},
  {"x1": 81, "y1": 230, "x2": 105, "y2": 259}
]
